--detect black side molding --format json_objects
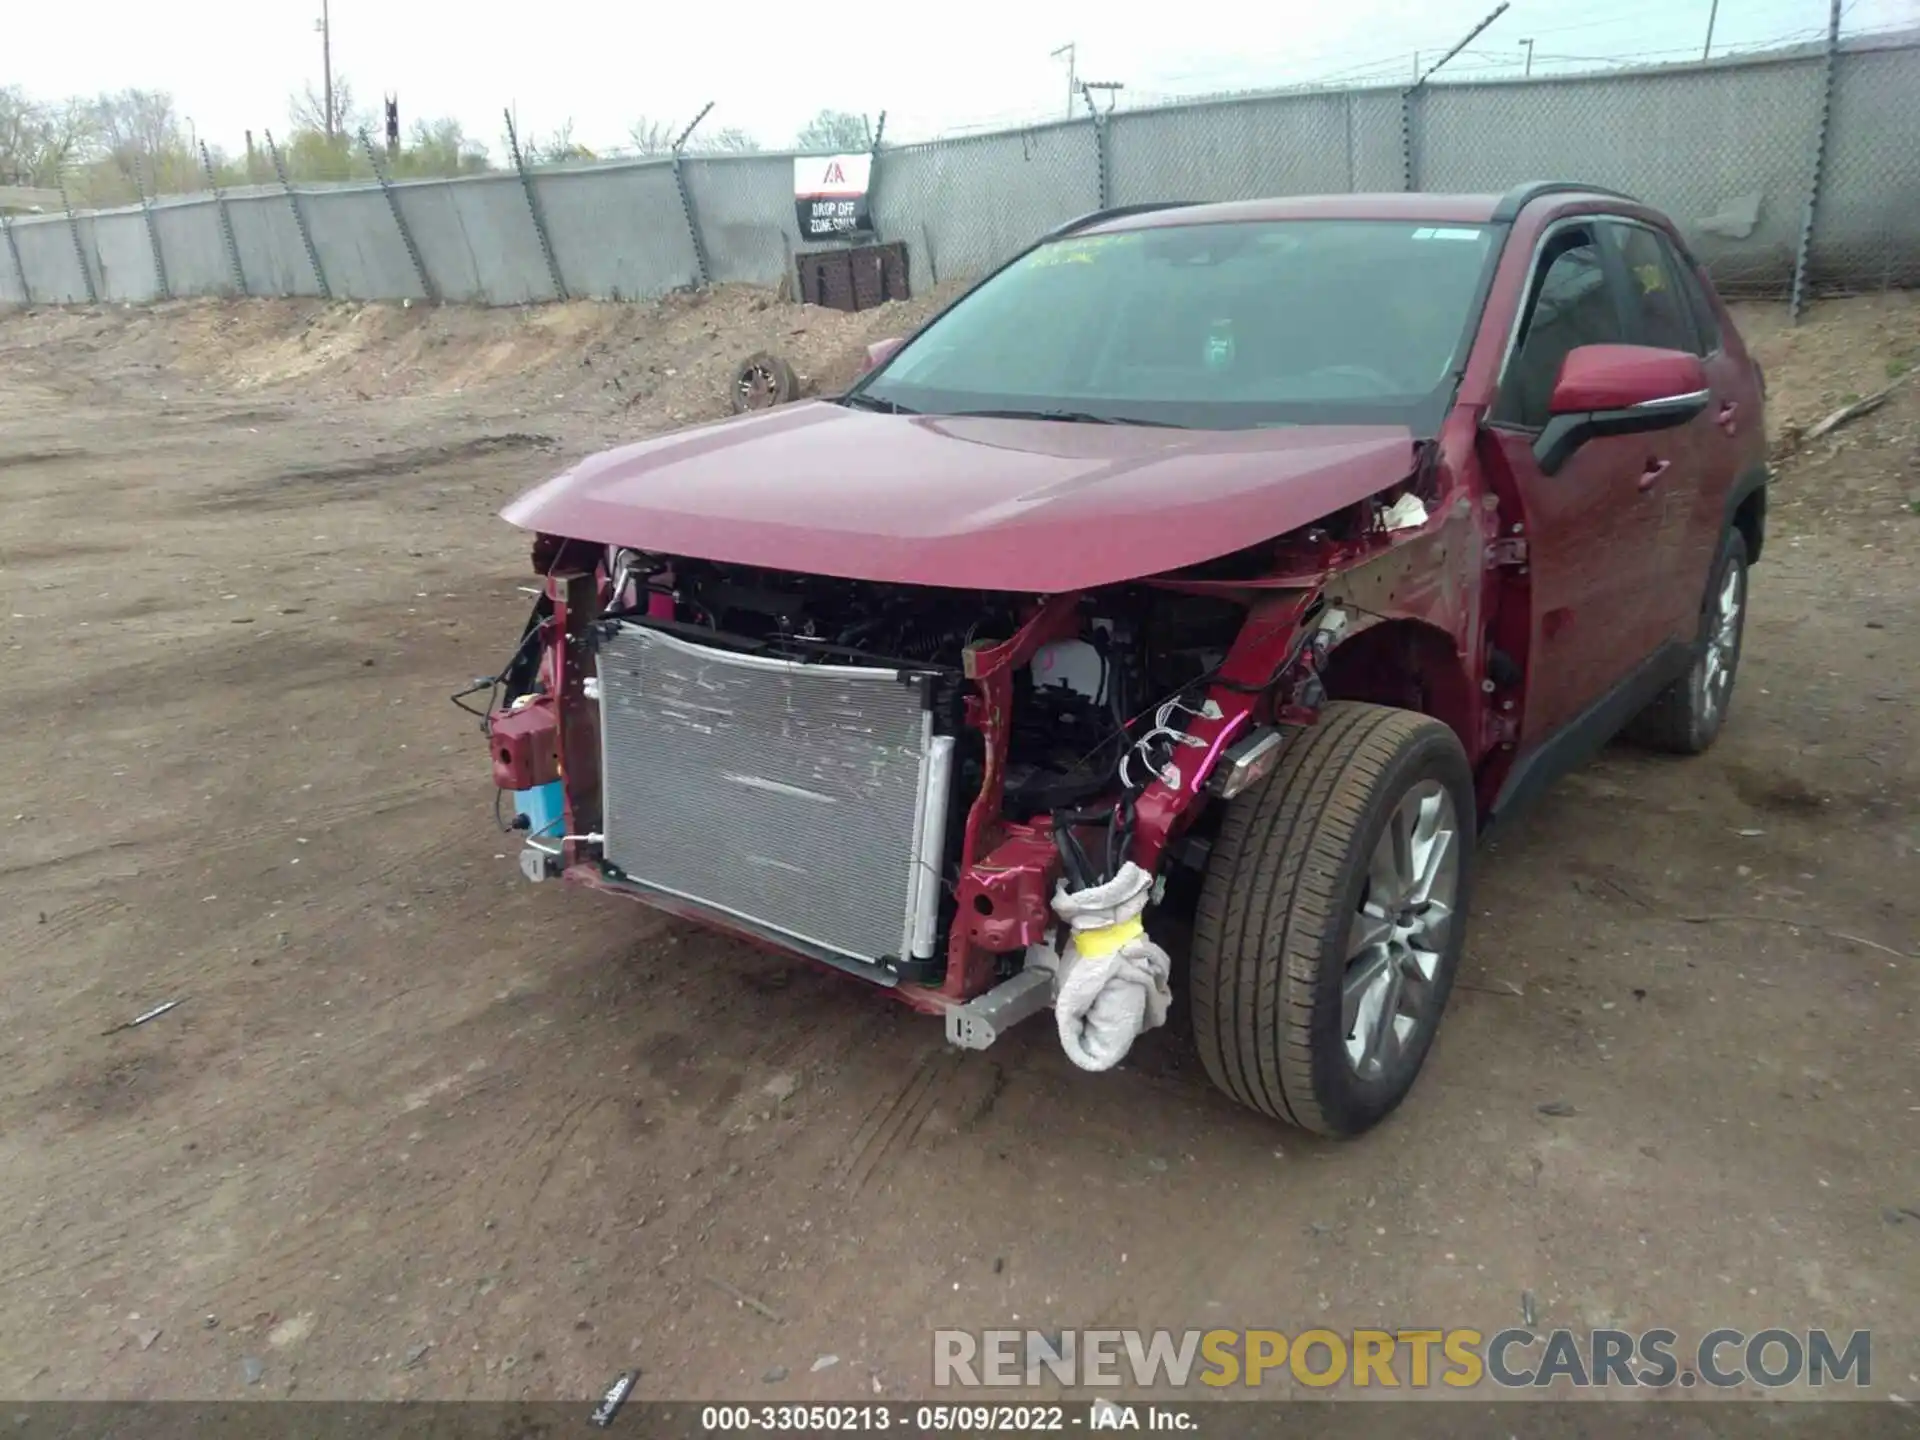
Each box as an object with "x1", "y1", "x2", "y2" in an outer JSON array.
[
  {"x1": 1533, "y1": 390, "x2": 1711, "y2": 475},
  {"x1": 1493, "y1": 181, "x2": 1642, "y2": 222},
  {"x1": 1724, "y1": 462, "x2": 1769, "y2": 564},
  {"x1": 1045, "y1": 202, "x2": 1197, "y2": 239},
  {"x1": 1489, "y1": 641, "x2": 1693, "y2": 825}
]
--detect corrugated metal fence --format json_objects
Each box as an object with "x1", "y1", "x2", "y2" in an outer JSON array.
[{"x1": 3, "y1": 37, "x2": 1916, "y2": 311}]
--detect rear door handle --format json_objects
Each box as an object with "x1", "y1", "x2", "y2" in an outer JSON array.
[
  {"x1": 1717, "y1": 400, "x2": 1739, "y2": 435},
  {"x1": 1638, "y1": 458, "x2": 1671, "y2": 492}
]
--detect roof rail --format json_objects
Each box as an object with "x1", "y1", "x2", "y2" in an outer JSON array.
[
  {"x1": 1044, "y1": 201, "x2": 1195, "y2": 239},
  {"x1": 1492, "y1": 181, "x2": 1642, "y2": 222}
]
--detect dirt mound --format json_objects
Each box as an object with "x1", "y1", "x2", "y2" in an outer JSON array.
[
  {"x1": 1739, "y1": 291, "x2": 1918, "y2": 441},
  {"x1": 1733, "y1": 294, "x2": 1918, "y2": 533},
  {"x1": 0, "y1": 285, "x2": 961, "y2": 430}
]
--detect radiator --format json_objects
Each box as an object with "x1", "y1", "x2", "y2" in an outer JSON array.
[{"x1": 596, "y1": 622, "x2": 953, "y2": 971}]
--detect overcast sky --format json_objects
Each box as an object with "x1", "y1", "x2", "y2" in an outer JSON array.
[{"x1": 12, "y1": 0, "x2": 1920, "y2": 157}]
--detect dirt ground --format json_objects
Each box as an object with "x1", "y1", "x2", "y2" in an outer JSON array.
[{"x1": 0, "y1": 284, "x2": 1915, "y2": 1408}]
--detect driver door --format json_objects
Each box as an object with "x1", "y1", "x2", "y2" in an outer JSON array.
[{"x1": 1478, "y1": 220, "x2": 1676, "y2": 748}]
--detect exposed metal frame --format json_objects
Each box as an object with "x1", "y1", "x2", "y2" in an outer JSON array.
[{"x1": 905, "y1": 735, "x2": 955, "y2": 961}]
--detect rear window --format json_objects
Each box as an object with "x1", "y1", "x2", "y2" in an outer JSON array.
[{"x1": 855, "y1": 219, "x2": 1497, "y2": 430}]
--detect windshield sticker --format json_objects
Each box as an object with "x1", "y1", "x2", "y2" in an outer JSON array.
[
  {"x1": 1412, "y1": 227, "x2": 1484, "y2": 242},
  {"x1": 1030, "y1": 234, "x2": 1132, "y2": 267}
]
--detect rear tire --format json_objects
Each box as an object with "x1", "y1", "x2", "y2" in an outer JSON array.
[
  {"x1": 1626, "y1": 528, "x2": 1748, "y2": 755},
  {"x1": 1191, "y1": 702, "x2": 1474, "y2": 1137}
]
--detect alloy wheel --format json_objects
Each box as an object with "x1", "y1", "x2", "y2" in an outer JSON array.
[{"x1": 1343, "y1": 780, "x2": 1460, "y2": 1079}]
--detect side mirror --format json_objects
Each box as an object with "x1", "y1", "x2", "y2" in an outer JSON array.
[
  {"x1": 859, "y1": 337, "x2": 905, "y2": 375},
  {"x1": 1535, "y1": 344, "x2": 1710, "y2": 475}
]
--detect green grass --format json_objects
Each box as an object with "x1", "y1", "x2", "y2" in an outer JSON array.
[{"x1": 1888, "y1": 356, "x2": 1913, "y2": 381}]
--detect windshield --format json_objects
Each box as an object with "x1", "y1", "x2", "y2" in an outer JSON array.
[{"x1": 852, "y1": 219, "x2": 1496, "y2": 431}]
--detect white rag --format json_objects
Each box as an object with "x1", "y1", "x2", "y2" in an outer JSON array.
[{"x1": 1050, "y1": 861, "x2": 1173, "y2": 1071}]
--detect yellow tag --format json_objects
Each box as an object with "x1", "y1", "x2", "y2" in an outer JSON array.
[
  {"x1": 1074, "y1": 916, "x2": 1145, "y2": 959},
  {"x1": 1635, "y1": 262, "x2": 1666, "y2": 293}
]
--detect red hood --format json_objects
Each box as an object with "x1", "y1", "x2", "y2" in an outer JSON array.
[{"x1": 502, "y1": 401, "x2": 1416, "y2": 592}]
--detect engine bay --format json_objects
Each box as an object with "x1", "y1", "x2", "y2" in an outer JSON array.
[{"x1": 603, "y1": 550, "x2": 1247, "y2": 829}]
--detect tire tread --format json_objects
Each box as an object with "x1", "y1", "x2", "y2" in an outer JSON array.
[{"x1": 1192, "y1": 701, "x2": 1459, "y2": 1134}]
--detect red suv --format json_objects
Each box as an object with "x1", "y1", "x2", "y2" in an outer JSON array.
[{"x1": 483, "y1": 184, "x2": 1767, "y2": 1137}]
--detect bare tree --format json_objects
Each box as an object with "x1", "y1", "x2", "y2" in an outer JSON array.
[
  {"x1": 699, "y1": 126, "x2": 762, "y2": 154},
  {"x1": 0, "y1": 86, "x2": 97, "y2": 185},
  {"x1": 795, "y1": 109, "x2": 870, "y2": 152},
  {"x1": 290, "y1": 76, "x2": 365, "y2": 137},
  {"x1": 529, "y1": 117, "x2": 593, "y2": 163},
  {"x1": 91, "y1": 90, "x2": 185, "y2": 169},
  {"x1": 626, "y1": 117, "x2": 677, "y2": 156}
]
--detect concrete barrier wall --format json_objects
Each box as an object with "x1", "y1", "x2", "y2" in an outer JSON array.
[
  {"x1": 533, "y1": 162, "x2": 698, "y2": 300},
  {"x1": 152, "y1": 194, "x2": 238, "y2": 297},
  {"x1": 0, "y1": 230, "x2": 25, "y2": 304},
  {"x1": 440, "y1": 174, "x2": 558, "y2": 305},
  {"x1": 682, "y1": 154, "x2": 806, "y2": 287},
  {"x1": 301, "y1": 187, "x2": 427, "y2": 301},
  {"x1": 224, "y1": 193, "x2": 324, "y2": 297},
  {"x1": 8, "y1": 214, "x2": 91, "y2": 302},
  {"x1": 5, "y1": 40, "x2": 1916, "y2": 309},
  {"x1": 86, "y1": 210, "x2": 161, "y2": 302}
]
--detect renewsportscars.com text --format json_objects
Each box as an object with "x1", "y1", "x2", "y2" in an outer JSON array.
[{"x1": 932, "y1": 1327, "x2": 1872, "y2": 1390}]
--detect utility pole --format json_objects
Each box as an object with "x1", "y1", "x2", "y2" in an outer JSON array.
[
  {"x1": 1702, "y1": 0, "x2": 1720, "y2": 60},
  {"x1": 1051, "y1": 43, "x2": 1077, "y2": 120},
  {"x1": 1520, "y1": 37, "x2": 1535, "y2": 76},
  {"x1": 316, "y1": 0, "x2": 335, "y2": 139}
]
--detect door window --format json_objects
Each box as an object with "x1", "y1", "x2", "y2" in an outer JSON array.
[
  {"x1": 1665, "y1": 239, "x2": 1723, "y2": 354},
  {"x1": 1607, "y1": 222, "x2": 1702, "y2": 355},
  {"x1": 1494, "y1": 228, "x2": 1625, "y2": 430}
]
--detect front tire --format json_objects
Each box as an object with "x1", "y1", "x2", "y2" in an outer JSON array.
[
  {"x1": 1191, "y1": 702, "x2": 1475, "y2": 1137},
  {"x1": 1626, "y1": 528, "x2": 1749, "y2": 755}
]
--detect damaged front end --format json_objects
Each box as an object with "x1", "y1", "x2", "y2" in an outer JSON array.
[{"x1": 477, "y1": 482, "x2": 1450, "y2": 1066}]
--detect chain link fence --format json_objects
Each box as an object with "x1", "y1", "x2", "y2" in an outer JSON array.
[
  {"x1": 871, "y1": 121, "x2": 1099, "y2": 296},
  {"x1": 4, "y1": 35, "x2": 1917, "y2": 311},
  {"x1": 1812, "y1": 42, "x2": 1920, "y2": 292},
  {"x1": 1412, "y1": 53, "x2": 1833, "y2": 295}
]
